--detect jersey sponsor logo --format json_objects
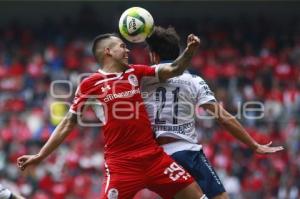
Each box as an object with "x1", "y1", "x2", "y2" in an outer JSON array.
[
  {"x1": 152, "y1": 122, "x2": 194, "y2": 135},
  {"x1": 166, "y1": 78, "x2": 191, "y2": 86},
  {"x1": 128, "y1": 74, "x2": 138, "y2": 86},
  {"x1": 107, "y1": 188, "x2": 118, "y2": 199},
  {"x1": 103, "y1": 88, "x2": 141, "y2": 102},
  {"x1": 101, "y1": 85, "x2": 111, "y2": 92}
]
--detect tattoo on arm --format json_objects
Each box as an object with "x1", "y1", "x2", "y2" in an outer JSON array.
[{"x1": 171, "y1": 48, "x2": 194, "y2": 68}]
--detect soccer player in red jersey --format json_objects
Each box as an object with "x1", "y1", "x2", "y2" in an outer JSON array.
[{"x1": 17, "y1": 33, "x2": 209, "y2": 199}]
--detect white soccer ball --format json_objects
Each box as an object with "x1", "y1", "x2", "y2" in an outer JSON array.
[{"x1": 119, "y1": 7, "x2": 154, "y2": 43}]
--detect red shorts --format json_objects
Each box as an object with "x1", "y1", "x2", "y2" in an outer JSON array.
[{"x1": 99, "y1": 147, "x2": 194, "y2": 199}]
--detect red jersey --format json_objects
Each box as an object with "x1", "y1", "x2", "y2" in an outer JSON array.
[{"x1": 70, "y1": 65, "x2": 160, "y2": 160}]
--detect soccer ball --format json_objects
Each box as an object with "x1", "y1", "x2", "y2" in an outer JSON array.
[{"x1": 119, "y1": 7, "x2": 154, "y2": 43}]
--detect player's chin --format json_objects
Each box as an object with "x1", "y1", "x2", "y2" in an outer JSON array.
[{"x1": 122, "y1": 59, "x2": 129, "y2": 66}]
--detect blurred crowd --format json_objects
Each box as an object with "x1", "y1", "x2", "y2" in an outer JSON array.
[{"x1": 1, "y1": 6, "x2": 300, "y2": 199}]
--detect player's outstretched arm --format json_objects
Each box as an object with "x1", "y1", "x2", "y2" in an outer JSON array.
[
  {"x1": 158, "y1": 34, "x2": 200, "y2": 81},
  {"x1": 201, "y1": 102, "x2": 284, "y2": 154},
  {"x1": 17, "y1": 112, "x2": 77, "y2": 171}
]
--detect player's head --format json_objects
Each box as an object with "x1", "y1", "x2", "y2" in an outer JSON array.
[
  {"x1": 146, "y1": 26, "x2": 180, "y2": 64},
  {"x1": 92, "y1": 33, "x2": 130, "y2": 67}
]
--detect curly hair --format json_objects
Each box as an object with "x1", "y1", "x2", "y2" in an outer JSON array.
[{"x1": 146, "y1": 26, "x2": 181, "y2": 61}]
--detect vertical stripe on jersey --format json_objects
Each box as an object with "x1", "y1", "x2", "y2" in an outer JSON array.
[{"x1": 104, "y1": 162, "x2": 111, "y2": 194}]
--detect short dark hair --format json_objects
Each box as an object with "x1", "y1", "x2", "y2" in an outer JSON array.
[
  {"x1": 146, "y1": 26, "x2": 180, "y2": 61},
  {"x1": 91, "y1": 33, "x2": 118, "y2": 57}
]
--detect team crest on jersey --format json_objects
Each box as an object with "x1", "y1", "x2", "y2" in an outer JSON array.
[
  {"x1": 107, "y1": 188, "x2": 118, "y2": 199},
  {"x1": 128, "y1": 74, "x2": 138, "y2": 86}
]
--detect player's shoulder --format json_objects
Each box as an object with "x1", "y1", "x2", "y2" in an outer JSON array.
[
  {"x1": 81, "y1": 72, "x2": 102, "y2": 83},
  {"x1": 178, "y1": 72, "x2": 203, "y2": 81},
  {"x1": 78, "y1": 72, "x2": 104, "y2": 88},
  {"x1": 129, "y1": 64, "x2": 151, "y2": 70},
  {"x1": 182, "y1": 73, "x2": 208, "y2": 88},
  {"x1": 188, "y1": 73, "x2": 205, "y2": 81}
]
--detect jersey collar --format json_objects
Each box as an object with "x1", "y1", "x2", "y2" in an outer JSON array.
[
  {"x1": 98, "y1": 65, "x2": 134, "y2": 76},
  {"x1": 98, "y1": 68, "x2": 123, "y2": 76}
]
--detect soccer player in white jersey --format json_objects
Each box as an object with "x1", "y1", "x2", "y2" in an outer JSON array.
[
  {"x1": 143, "y1": 26, "x2": 284, "y2": 199},
  {"x1": 0, "y1": 184, "x2": 25, "y2": 199}
]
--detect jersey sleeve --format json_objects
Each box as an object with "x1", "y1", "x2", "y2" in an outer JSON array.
[
  {"x1": 192, "y1": 75, "x2": 216, "y2": 105},
  {"x1": 70, "y1": 79, "x2": 93, "y2": 115},
  {"x1": 0, "y1": 184, "x2": 12, "y2": 199},
  {"x1": 132, "y1": 64, "x2": 160, "y2": 81}
]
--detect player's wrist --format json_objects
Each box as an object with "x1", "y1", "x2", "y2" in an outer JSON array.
[
  {"x1": 184, "y1": 46, "x2": 193, "y2": 53},
  {"x1": 250, "y1": 142, "x2": 259, "y2": 151},
  {"x1": 35, "y1": 153, "x2": 44, "y2": 162}
]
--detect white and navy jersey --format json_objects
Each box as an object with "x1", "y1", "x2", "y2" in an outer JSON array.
[
  {"x1": 141, "y1": 63, "x2": 216, "y2": 155},
  {"x1": 0, "y1": 184, "x2": 12, "y2": 199}
]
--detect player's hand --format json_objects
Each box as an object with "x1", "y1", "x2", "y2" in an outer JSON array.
[
  {"x1": 17, "y1": 154, "x2": 42, "y2": 171},
  {"x1": 186, "y1": 34, "x2": 200, "y2": 53},
  {"x1": 254, "y1": 141, "x2": 284, "y2": 154}
]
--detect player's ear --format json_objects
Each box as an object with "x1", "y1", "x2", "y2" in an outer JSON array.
[{"x1": 104, "y1": 47, "x2": 111, "y2": 56}]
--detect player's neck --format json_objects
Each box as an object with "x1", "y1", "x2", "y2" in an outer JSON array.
[{"x1": 101, "y1": 62, "x2": 127, "y2": 74}]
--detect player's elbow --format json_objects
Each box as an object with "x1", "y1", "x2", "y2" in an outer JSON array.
[
  {"x1": 217, "y1": 111, "x2": 236, "y2": 127},
  {"x1": 57, "y1": 115, "x2": 77, "y2": 137},
  {"x1": 215, "y1": 106, "x2": 233, "y2": 125},
  {"x1": 168, "y1": 65, "x2": 184, "y2": 77}
]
